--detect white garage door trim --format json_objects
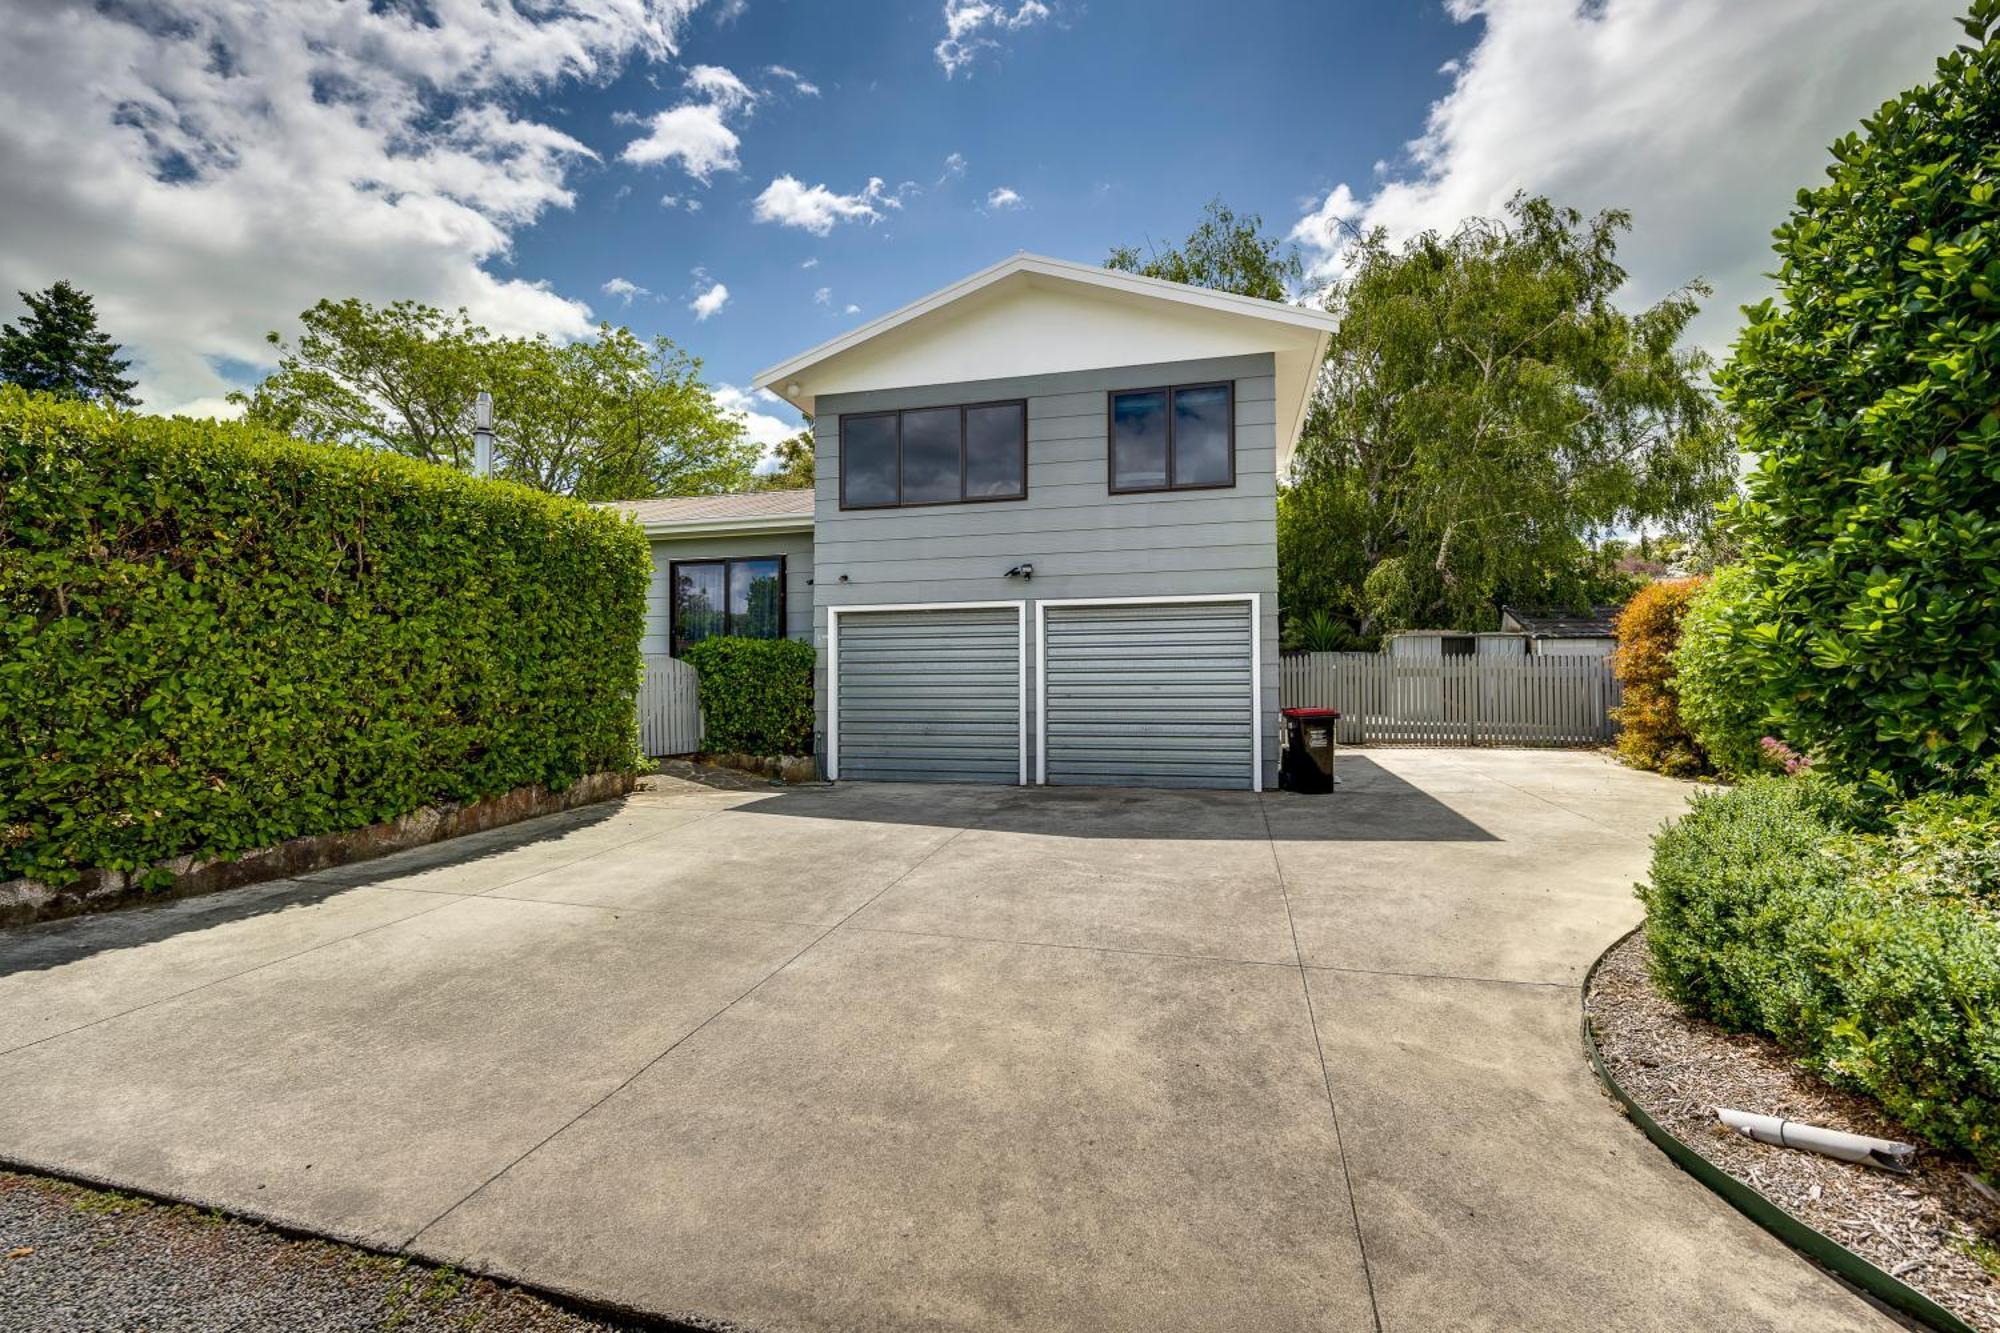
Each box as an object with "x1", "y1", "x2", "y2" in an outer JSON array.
[
  {"x1": 826, "y1": 600, "x2": 1029, "y2": 784},
  {"x1": 1034, "y1": 593, "x2": 1263, "y2": 792}
]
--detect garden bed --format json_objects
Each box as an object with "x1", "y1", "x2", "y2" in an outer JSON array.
[{"x1": 1587, "y1": 928, "x2": 2000, "y2": 1331}]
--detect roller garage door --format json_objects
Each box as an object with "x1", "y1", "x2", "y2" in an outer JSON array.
[
  {"x1": 830, "y1": 604, "x2": 1025, "y2": 783},
  {"x1": 1040, "y1": 598, "x2": 1258, "y2": 790}
]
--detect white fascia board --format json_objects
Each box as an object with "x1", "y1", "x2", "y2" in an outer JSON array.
[
  {"x1": 752, "y1": 253, "x2": 1339, "y2": 402},
  {"x1": 634, "y1": 513, "x2": 814, "y2": 539}
]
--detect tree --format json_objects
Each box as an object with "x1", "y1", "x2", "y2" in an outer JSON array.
[
  {"x1": 0, "y1": 281, "x2": 139, "y2": 407},
  {"x1": 756, "y1": 423, "x2": 815, "y2": 491},
  {"x1": 1291, "y1": 196, "x2": 1731, "y2": 639},
  {"x1": 232, "y1": 298, "x2": 759, "y2": 499},
  {"x1": 1715, "y1": 3, "x2": 2000, "y2": 795},
  {"x1": 1107, "y1": 198, "x2": 1301, "y2": 301}
]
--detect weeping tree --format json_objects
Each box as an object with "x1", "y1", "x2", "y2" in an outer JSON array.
[{"x1": 1291, "y1": 195, "x2": 1733, "y2": 640}]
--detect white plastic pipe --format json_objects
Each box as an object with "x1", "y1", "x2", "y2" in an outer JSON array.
[{"x1": 1716, "y1": 1108, "x2": 1916, "y2": 1173}]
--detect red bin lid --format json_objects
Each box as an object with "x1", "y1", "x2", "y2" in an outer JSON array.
[{"x1": 1281, "y1": 707, "x2": 1341, "y2": 720}]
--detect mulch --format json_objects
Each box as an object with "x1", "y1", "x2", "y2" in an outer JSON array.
[{"x1": 1587, "y1": 929, "x2": 2000, "y2": 1331}]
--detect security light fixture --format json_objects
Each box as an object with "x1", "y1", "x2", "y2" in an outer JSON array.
[{"x1": 1004, "y1": 562, "x2": 1033, "y2": 580}]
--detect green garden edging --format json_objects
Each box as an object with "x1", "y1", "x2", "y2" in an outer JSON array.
[{"x1": 1581, "y1": 927, "x2": 1975, "y2": 1333}]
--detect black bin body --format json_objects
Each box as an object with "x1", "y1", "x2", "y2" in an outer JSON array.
[{"x1": 1279, "y1": 707, "x2": 1339, "y2": 794}]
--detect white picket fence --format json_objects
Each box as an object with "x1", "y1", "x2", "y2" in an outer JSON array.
[
  {"x1": 638, "y1": 653, "x2": 704, "y2": 756},
  {"x1": 1280, "y1": 651, "x2": 1621, "y2": 747}
]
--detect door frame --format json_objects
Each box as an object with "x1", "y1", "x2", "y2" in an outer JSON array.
[
  {"x1": 1034, "y1": 592, "x2": 1263, "y2": 792},
  {"x1": 825, "y1": 600, "x2": 1030, "y2": 784}
]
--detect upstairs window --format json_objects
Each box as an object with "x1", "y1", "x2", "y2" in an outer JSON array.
[
  {"x1": 839, "y1": 401, "x2": 1027, "y2": 508},
  {"x1": 1108, "y1": 382, "x2": 1234, "y2": 493},
  {"x1": 670, "y1": 556, "x2": 784, "y2": 656}
]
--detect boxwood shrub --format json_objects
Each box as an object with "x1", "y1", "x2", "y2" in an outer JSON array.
[
  {"x1": 0, "y1": 387, "x2": 650, "y2": 887},
  {"x1": 1642, "y1": 774, "x2": 2000, "y2": 1171},
  {"x1": 681, "y1": 635, "x2": 814, "y2": 757}
]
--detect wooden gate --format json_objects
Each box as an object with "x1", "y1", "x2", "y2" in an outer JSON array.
[
  {"x1": 1280, "y1": 651, "x2": 1621, "y2": 747},
  {"x1": 638, "y1": 654, "x2": 704, "y2": 756}
]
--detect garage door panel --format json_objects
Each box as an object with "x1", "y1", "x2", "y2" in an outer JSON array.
[
  {"x1": 835, "y1": 605, "x2": 1022, "y2": 784},
  {"x1": 1042, "y1": 600, "x2": 1256, "y2": 790}
]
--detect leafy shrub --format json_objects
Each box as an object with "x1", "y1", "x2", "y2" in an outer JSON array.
[
  {"x1": 1610, "y1": 578, "x2": 1708, "y2": 777},
  {"x1": 0, "y1": 387, "x2": 649, "y2": 886},
  {"x1": 682, "y1": 636, "x2": 814, "y2": 757},
  {"x1": 1643, "y1": 775, "x2": 2000, "y2": 1170},
  {"x1": 1715, "y1": 6, "x2": 2000, "y2": 796},
  {"x1": 1673, "y1": 565, "x2": 1782, "y2": 780}
]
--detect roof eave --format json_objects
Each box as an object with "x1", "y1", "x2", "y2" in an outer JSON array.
[{"x1": 630, "y1": 512, "x2": 816, "y2": 539}]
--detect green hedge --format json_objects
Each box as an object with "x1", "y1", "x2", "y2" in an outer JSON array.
[
  {"x1": 0, "y1": 386, "x2": 650, "y2": 886},
  {"x1": 1641, "y1": 775, "x2": 2000, "y2": 1171},
  {"x1": 682, "y1": 636, "x2": 814, "y2": 757},
  {"x1": 1672, "y1": 565, "x2": 1782, "y2": 781}
]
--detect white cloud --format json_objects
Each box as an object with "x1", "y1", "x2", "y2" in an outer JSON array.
[
  {"x1": 985, "y1": 186, "x2": 1024, "y2": 211},
  {"x1": 684, "y1": 63, "x2": 757, "y2": 112},
  {"x1": 813, "y1": 286, "x2": 832, "y2": 305},
  {"x1": 753, "y1": 174, "x2": 905, "y2": 235},
  {"x1": 713, "y1": 381, "x2": 803, "y2": 469},
  {"x1": 801, "y1": 257, "x2": 820, "y2": 269},
  {"x1": 688, "y1": 279, "x2": 729, "y2": 320},
  {"x1": 843, "y1": 303, "x2": 860, "y2": 315},
  {"x1": 0, "y1": 0, "x2": 702, "y2": 413},
  {"x1": 1289, "y1": 0, "x2": 1954, "y2": 358},
  {"x1": 765, "y1": 64, "x2": 821, "y2": 97},
  {"x1": 936, "y1": 0, "x2": 1052, "y2": 77},
  {"x1": 938, "y1": 151, "x2": 967, "y2": 183},
  {"x1": 620, "y1": 61, "x2": 763, "y2": 183},
  {"x1": 620, "y1": 103, "x2": 740, "y2": 181},
  {"x1": 600, "y1": 276, "x2": 648, "y2": 306}
]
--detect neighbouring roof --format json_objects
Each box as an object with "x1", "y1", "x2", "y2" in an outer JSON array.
[
  {"x1": 752, "y1": 253, "x2": 1340, "y2": 472},
  {"x1": 596, "y1": 488, "x2": 814, "y2": 535},
  {"x1": 1500, "y1": 606, "x2": 1622, "y2": 638}
]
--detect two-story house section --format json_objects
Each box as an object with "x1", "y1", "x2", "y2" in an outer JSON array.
[{"x1": 754, "y1": 254, "x2": 1337, "y2": 792}]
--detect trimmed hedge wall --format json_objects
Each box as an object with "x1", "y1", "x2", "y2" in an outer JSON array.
[
  {"x1": 681, "y1": 636, "x2": 814, "y2": 757},
  {"x1": 0, "y1": 387, "x2": 651, "y2": 886},
  {"x1": 1642, "y1": 775, "x2": 2000, "y2": 1172}
]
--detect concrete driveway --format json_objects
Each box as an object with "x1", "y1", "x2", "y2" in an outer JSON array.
[{"x1": 0, "y1": 751, "x2": 1891, "y2": 1332}]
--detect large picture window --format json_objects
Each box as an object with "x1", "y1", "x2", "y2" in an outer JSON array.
[
  {"x1": 670, "y1": 556, "x2": 785, "y2": 656},
  {"x1": 1108, "y1": 382, "x2": 1234, "y2": 493},
  {"x1": 839, "y1": 400, "x2": 1027, "y2": 508}
]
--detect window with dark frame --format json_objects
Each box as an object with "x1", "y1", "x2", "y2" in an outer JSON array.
[
  {"x1": 838, "y1": 400, "x2": 1026, "y2": 509},
  {"x1": 670, "y1": 556, "x2": 785, "y2": 656},
  {"x1": 1108, "y1": 381, "x2": 1235, "y2": 493}
]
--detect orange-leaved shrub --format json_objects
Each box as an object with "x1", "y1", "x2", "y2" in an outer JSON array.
[{"x1": 1611, "y1": 577, "x2": 1709, "y2": 777}]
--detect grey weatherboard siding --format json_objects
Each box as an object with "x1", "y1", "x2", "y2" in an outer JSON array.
[
  {"x1": 812, "y1": 352, "x2": 1280, "y2": 788},
  {"x1": 642, "y1": 530, "x2": 815, "y2": 655}
]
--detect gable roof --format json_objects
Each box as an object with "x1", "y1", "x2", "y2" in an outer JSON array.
[
  {"x1": 596, "y1": 488, "x2": 813, "y2": 536},
  {"x1": 753, "y1": 253, "x2": 1339, "y2": 471}
]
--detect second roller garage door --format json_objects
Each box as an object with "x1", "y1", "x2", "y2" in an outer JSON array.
[
  {"x1": 830, "y1": 604, "x2": 1025, "y2": 783},
  {"x1": 1039, "y1": 599, "x2": 1257, "y2": 790}
]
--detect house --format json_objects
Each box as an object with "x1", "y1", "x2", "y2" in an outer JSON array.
[
  {"x1": 1498, "y1": 606, "x2": 1621, "y2": 658},
  {"x1": 607, "y1": 254, "x2": 1338, "y2": 791}
]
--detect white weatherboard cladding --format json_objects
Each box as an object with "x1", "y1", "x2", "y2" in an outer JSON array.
[
  {"x1": 830, "y1": 605, "x2": 1025, "y2": 783},
  {"x1": 1040, "y1": 599, "x2": 1258, "y2": 790},
  {"x1": 812, "y1": 353, "x2": 1282, "y2": 788}
]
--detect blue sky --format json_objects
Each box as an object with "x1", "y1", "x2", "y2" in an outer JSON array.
[
  {"x1": 506, "y1": 0, "x2": 1466, "y2": 408},
  {"x1": 0, "y1": 0, "x2": 1963, "y2": 454}
]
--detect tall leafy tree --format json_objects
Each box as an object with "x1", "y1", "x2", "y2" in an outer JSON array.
[
  {"x1": 0, "y1": 281, "x2": 139, "y2": 407},
  {"x1": 1296, "y1": 196, "x2": 1729, "y2": 638},
  {"x1": 755, "y1": 425, "x2": 816, "y2": 491},
  {"x1": 232, "y1": 298, "x2": 758, "y2": 499},
  {"x1": 1107, "y1": 199, "x2": 1301, "y2": 300},
  {"x1": 1716, "y1": 3, "x2": 2000, "y2": 795}
]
